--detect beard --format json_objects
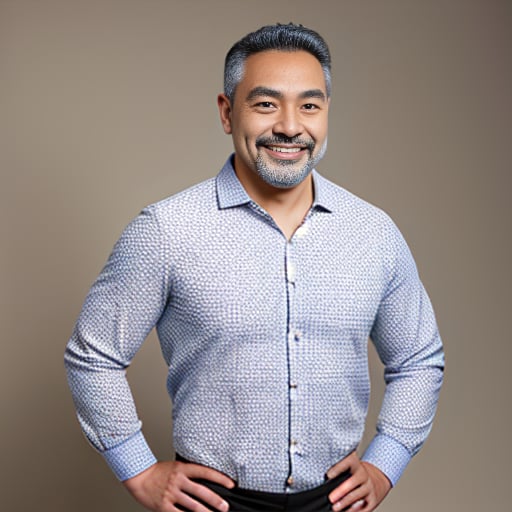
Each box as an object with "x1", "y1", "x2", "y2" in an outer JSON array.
[{"x1": 254, "y1": 135, "x2": 327, "y2": 189}]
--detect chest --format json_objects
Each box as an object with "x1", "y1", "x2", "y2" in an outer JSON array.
[{"x1": 161, "y1": 214, "x2": 387, "y2": 342}]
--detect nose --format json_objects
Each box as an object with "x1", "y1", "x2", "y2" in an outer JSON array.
[{"x1": 273, "y1": 106, "x2": 303, "y2": 138}]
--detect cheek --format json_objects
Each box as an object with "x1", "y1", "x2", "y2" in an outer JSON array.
[
  {"x1": 311, "y1": 126, "x2": 328, "y2": 147},
  {"x1": 239, "y1": 114, "x2": 274, "y2": 138}
]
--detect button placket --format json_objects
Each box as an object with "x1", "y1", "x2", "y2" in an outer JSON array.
[{"x1": 285, "y1": 238, "x2": 304, "y2": 488}]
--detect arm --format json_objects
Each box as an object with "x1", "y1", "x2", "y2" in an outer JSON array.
[
  {"x1": 64, "y1": 207, "x2": 234, "y2": 510},
  {"x1": 64, "y1": 207, "x2": 167, "y2": 479},
  {"x1": 328, "y1": 221, "x2": 444, "y2": 511},
  {"x1": 363, "y1": 222, "x2": 444, "y2": 484}
]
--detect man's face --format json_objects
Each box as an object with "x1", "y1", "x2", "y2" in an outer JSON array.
[{"x1": 219, "y1": 50, "x2": 329, "y2": 190}]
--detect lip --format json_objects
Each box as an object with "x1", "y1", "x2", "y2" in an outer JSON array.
[{"x1": 261, "y1": 145, "x2": 307, "y2": 160}]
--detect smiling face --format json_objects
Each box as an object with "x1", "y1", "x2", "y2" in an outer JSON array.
[{"x1": 218, "y1": 50, "x2": 329, "y2": 192}]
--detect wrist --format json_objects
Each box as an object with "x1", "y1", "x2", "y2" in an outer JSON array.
[
  {"x1": 122, "y1": 462, "x2": 156, "y2": 491},
  {"x1": 362, "y1": 461, "x2": 392, "y2": 498},
  {"x1": 361, "y1": 433, "x2": 411, "y2": 486}
]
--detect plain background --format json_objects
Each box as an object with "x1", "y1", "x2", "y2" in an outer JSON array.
[{"x1": 1, "y1": 1, "x2": 510, "y2": 510}]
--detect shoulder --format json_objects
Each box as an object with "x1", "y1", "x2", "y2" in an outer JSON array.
[
  {"x1": 314, "y1": 172, "x2": 416, "y2": 281},
  {"x1": 146, "y1": 176, "x2": 217, "y2": 220},
  {"x1": 315, "y1": 172, "x2": 401, "y2": 240},
  {"x1": 324, "y1": 177, "x2": 422, "y2": 296},
  {"x1": 113, "y1": 176, "x2": 217, "y2": 253}
]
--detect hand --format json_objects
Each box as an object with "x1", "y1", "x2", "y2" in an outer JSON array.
[
  {"x1": 122, "y1": 460, "x2": 235, "y2": 512},
  {"x1": 326, "y1": 452, "x2": 391, "y2": 511}
]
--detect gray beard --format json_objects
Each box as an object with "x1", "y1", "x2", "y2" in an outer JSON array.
[{"x1": 255, "y1": 139, "x2": 327, "y2": 189}]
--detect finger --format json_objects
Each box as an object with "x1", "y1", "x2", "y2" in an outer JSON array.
[
  {"x1": 331, "y1": 485, "x2": 369, "y2": 512},
  {"x1": 326, "y1": 451, "x2": 359, "y2": 479},
  {"x1": 175, "y1": 487, "x2": 228, "y2": 512},
  {"x1": 182, "y1": 480, "x2": 230, "y2": 512},
  {"x1": 328, "y1": 468, "x2": 367, "y2": 504},
  {"x1": 350, "y1": 499, "x2": 366, "y2": 511},
  {"x1": 180, "y1": 462, "x2": 236, "y2": 489}
]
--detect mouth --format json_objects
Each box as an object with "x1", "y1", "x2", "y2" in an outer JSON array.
[
  {"x1": 266, "y1": 146, "x2": 304, "y2": 154},
  {"x1": 255, "y1": 136, "x2": 315, "y2": 161},
  {"x1": 260, "y1": 144, "x2": 309, "y2": 161}
]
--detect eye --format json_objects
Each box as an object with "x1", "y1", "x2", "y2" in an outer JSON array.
[
  {"x1": 303, "y1": 103, "x2": 319, "y2": 111},
  {"x1": 252, "y1": 100, "x2": 278, "y2": 113},
  {"x1": 256, "y1": 101, "x2": 275, "y2": 109}
]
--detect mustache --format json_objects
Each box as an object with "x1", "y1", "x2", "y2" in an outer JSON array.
[{"x1": 256, "y1": 135, "x2": 315, "y2": 151}]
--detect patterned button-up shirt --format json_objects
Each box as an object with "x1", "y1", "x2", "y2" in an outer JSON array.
[{"x1": 65, "y1": 156, "x2": 444, "y2": 492}]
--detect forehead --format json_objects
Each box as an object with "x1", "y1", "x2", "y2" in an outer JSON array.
[{"x1": 238, "y1": 50, "x2": 327, "y2": 97}]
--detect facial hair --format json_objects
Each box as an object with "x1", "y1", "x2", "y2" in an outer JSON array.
[{"x1": 254, "y1": 135, "x2": 327, "y2": 189}]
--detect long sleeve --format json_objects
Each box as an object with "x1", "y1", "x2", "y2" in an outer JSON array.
[
  {"x1": 64, "y1": 206, "x2": 169, "y2": 480},
  {"x1": 64, "y1": 163, "x2": 446, "y2": 492},
  {"x1": 362, "y1": 222, "x2": 445, "y2": 486}
]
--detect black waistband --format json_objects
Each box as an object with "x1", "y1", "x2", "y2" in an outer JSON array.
[{"x1": 175, "y1": 453, "x2": 351, "y2": 512}]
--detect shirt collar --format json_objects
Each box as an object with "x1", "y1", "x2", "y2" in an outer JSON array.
[
  {"x1": 311, "y1": 171, "x2": 335, "y2": 213},
  {"x1": 216, "y1": 154, "x2": 335, "y2": 213},
  {"x1": 216, "y1": 155, "x2": 252, "y2": 209}
]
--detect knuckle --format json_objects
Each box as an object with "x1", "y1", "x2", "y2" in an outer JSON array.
[
  {"x1": 163, "y1": 489, "x2": 177, "y2": 505},
  {"x1": 173, "y1": 471, "x2": 187, "y2": 485}
]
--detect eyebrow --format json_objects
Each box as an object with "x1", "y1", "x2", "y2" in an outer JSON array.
[
  {"x1": 246, "y1": 87, "x2": 283, "y2": 101},
  {"x1": 246, "y1": 86, "x2": 326, "y2": 102},
  {"x1": 299, "y1": 89, "x2": 327, "y2": 101}
]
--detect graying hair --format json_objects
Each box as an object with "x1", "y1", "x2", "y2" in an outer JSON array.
[{"x1": 224, "y1": 23, "x2": 332, "y2": 102}]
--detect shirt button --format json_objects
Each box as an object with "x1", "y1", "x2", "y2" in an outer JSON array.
[
  {"x1": 290, "y1": 439, "x2": 300, "y2": 454},
  {"x1": 290, "y1": 383, "x2": 298, "y2": 389},
  {"x1": 287, "y1": 476, "x2": 294, "y2": 487}
]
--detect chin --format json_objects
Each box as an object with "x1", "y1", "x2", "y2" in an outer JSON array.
[{"x1": 258, "y1": 167, "x2": 312, "y2": 189}]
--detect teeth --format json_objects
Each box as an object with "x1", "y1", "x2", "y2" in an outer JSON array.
[{"x1": 268, "y1": 146, "x2": 302, "y2": 153}]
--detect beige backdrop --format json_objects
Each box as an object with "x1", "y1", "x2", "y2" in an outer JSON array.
[{"x1": 1, "y1": 1, "x2": 511, "y2": 511}]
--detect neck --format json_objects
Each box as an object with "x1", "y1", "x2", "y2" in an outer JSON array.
[{"x1": 234, "y1": 158, "x2": 314, "y2": 240}]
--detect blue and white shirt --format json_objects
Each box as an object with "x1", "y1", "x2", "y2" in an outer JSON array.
[{"x1": 65, "y1": 156, "x2": 444, "y2": 492}]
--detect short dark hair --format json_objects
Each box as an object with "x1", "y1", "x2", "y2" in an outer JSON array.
[{"x1": 224, "y1": 23, "x2": 331, "y2": 101}]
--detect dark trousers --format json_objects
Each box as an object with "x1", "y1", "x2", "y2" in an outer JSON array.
[{"x1": 176, "y1": 454, "x2": 350, "y2": 512}]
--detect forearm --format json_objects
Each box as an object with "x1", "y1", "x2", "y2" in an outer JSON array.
[
  {"x1": 65, "y1": 339, "x2": 157, "y2": 479},
  {"x1": 362, "y1": 346, "x2": 444, "y2": 485}
]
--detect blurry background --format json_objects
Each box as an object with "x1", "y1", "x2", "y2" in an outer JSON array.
[{"x1": 1, "y1": 0, "x2": 510, "y2": 510}]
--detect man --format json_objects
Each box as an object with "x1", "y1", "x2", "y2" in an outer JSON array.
[{"x1": 65, "y1": 23, "x2": 444, "y2": 512}]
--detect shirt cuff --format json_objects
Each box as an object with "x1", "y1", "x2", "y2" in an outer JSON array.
[
  {"x1": 361, "y1": 434, "x2": 412, "y2": 487},
  {"x1": 102, "y1": 431, "x2": 158, "y2": 481}
]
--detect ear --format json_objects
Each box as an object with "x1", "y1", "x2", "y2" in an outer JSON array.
[{"x1": 217, "y1": 93, "x2": 233, "y2": 134}]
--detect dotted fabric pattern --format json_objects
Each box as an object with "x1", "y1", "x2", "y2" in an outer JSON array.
[{"x1": 65, "y1": 156, "x2": 444, "y2": 492}]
